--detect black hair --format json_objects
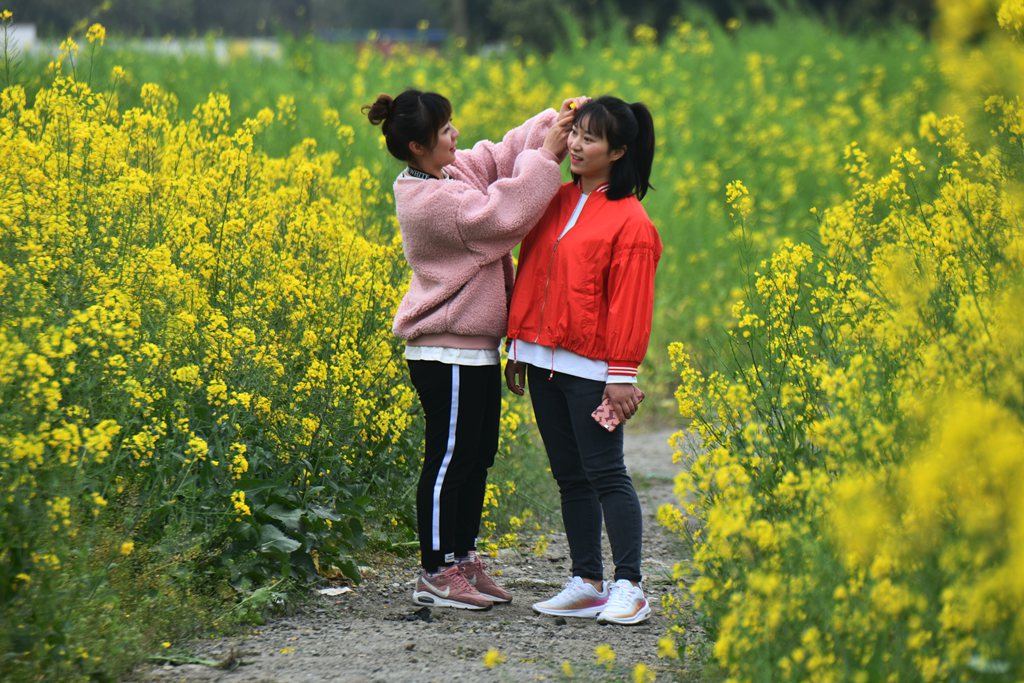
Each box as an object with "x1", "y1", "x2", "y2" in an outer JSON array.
[
  {"x1": 571, "y1": 96, "x2": 655, "y2": 201},
  {"x1": 363, "y1": 90, "x2": 452, "y2": 163}
]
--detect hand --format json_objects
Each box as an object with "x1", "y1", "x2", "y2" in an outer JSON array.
[
  {"x1": 505, "y1": 360, "x2": 527, "y2": 395},
  {"x1": 603, "y1": 384, "x2": 644, "y2": 423},
  {"x1": 542, "y1": 109, "x2": 575, "y2": 158},
  {"x1": 558, "y1": 96, "x2": 590, "y2": 115}
]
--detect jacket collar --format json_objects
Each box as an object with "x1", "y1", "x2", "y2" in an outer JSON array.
[
  {"x1": 575, "y1": 180, "x2": 610, "y2": 195},
  {"x1": 400, "y1": 167, "x2": 451, "y2": 181}
]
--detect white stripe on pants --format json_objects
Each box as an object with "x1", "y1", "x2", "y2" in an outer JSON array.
[{"x1": 431, "y1": 365, "x2": 460, "y2": 550}]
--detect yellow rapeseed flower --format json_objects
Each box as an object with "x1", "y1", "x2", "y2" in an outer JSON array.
[
  {"x1": 482, "y1": 648, "x2": 506, "y2": 668},
  {"x1": 632, "y1": 662, "x2": 656, "y2": 682},
  {"x1": 58, "y1": 37, "x2": 79, "y2": 58},
  {"x1": 998, "y1": 0, "x2": 1024, "y2": 36},
  {"x1": 86, "y1": 23, "x2": 106, "y2": 45},
  {"x1": 595, "y1": 644, "x2": 616, "y2": 668},
  {"x1": 657, "y1": 636, "x2": 678, "y2": 659},
  {"x1": 231, "y1": 490, "x2": 251, "y2": 518}
]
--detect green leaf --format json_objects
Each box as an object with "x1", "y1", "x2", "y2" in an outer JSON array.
[
  {"x1": 234, "y1": 477, "x2": 281, "y2": 493},
  {"x1": 264, "y1": 504, "x2": 302, "y2": 531},
  {"x1": 308, "y1": 503, "x2": 341, "y2": 521},
  {"x1": 259, "y1": 524, "x2": 301, "y2": 554},
  {"x1": 336, "y1": 558, "x2": 360, "y2": 582}
]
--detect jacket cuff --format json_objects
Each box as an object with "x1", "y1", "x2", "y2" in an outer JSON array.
[
  {"x1": 607, "y1": 361, "x2": 639, "y2": 382},
  {"x1": 536, "y1": 147, "x2": 559, "y2": 163}
]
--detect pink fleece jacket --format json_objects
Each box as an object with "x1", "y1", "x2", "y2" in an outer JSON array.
[{"x1": 391, "y1": 108, "x2": 564, "y2": 348}]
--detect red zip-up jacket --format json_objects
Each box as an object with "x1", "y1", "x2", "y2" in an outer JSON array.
[{"x1": 506, "y1": 181, "x2": 662, "y2": 379}]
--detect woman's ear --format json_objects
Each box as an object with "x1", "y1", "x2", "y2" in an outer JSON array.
[
  {"x1": 409, "y1": 140, "x2": 427, "y2": 157},
  {"x1": 610, "y1": 146, "x2": 626, "y2": 162}
]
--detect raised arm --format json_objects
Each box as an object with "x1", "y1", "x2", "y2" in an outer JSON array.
[
  {"x1": 450, "y1": 147, "x2": 565, "y2": 259},
  {"x1": 450, "y1": 98, "x2": 586, "y2": 189}
]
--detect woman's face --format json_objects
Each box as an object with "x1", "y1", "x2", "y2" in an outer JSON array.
[
  {"x1": 567, "y1": 117, "x2": 623, "y2": 182},
  {"x1": 426, "y1": 118, "x2": 459, "y2": 169}
]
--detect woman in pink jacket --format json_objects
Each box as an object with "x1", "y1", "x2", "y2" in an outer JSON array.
[{"x1": 365, "y1": 90, "x2": 582, "y2": 610}]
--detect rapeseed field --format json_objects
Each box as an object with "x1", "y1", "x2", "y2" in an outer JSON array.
[
  {"x1": 661, "y1": 1, "x2": 1024, "y2": 679},
  {"x1": 1, "y1": 1, "x2": 1022, "y2": 679}
]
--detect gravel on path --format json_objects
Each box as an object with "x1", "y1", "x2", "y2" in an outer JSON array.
[{"x1": 126, "y1": 428, "x2": 698, "y2": 683}]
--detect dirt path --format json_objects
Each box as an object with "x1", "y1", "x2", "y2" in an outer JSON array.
[{"x1": 128, "y1": 428, "x2": 695, "y2": 682}]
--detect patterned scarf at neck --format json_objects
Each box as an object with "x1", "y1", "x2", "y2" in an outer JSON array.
[{"x1": 407, "y1": 167, "x2": 440, "y2": 180}]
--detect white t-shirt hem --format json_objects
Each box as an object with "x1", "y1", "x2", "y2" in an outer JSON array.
[
  {"x1": 404, "y1": 345, "x2": 500, "y2": 366},
  {"x1": 509, "y1": 340, "x2": 638, "y2": 383}
]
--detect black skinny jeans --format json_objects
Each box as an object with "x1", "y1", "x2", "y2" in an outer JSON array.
[{"x1": 527, "y1": 365, "x2": 643, "y2": 583}]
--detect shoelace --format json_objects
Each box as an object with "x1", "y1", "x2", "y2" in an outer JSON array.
[
  {"x1": 605, "y1": 581, "x2": 639, "y2": 610},
  {"x1": 446, "y1": 566, "x2": 478, "y2": 593},
  {"x1": 458, "y1": 558, "x2": 486, "y2": 580},
  {"x1": 553, "y1": 576, "x2": 592, "y2": 601}
]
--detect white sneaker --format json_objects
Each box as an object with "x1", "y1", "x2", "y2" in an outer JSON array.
[
  {"x1": 596, "y1": 579, "x2": 651, "y2": 625},
  {"x1": 532, "y1": 576, "x2": 609, "y2": 618}
]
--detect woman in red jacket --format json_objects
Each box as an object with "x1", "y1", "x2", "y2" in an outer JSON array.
[{"x1": 505, "y1": 96, "x2": 661, "y2": 625}]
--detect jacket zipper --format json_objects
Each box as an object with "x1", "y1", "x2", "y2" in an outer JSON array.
[
  {"x1": 534, "y1": 189, "x2": 593, "y2": 344},
  {"x1": 535, "y1": 238, "x2": 561, "y2": 342}
]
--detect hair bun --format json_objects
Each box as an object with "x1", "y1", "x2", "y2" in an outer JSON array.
[{"x1": 365, "y1": 93, "x2": 394, "y2": 126}]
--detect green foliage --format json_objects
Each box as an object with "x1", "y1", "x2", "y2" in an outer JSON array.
[
  {"x1": 0, "y1": 6, "x2": 959, "y2": 679},
  {"x1": 8, "y1": 11, "x2": 942, "y2": 418},
  {"x1": 0, "y1": 28, "x2": 417, "y2": 679},
  {"x1": 665, "y1": 73, "x2": 1024, "y2": 683}
]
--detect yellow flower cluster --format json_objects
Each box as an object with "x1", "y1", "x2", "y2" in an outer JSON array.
[
  {"x1": 932, "y1": 0, "x2": 1024, "y2": 133},
  {"x1": 665, "y1": 13, "x2": 1024, "y2": 679},
  {"x1": 594, "y1": 643, "x2": 617, "y2": 668},
  {"x1": 51, "y1": 8, "x2": 953, "y2": 400},
  {"x1": 999, "y1": 0, "x2": 1024, "y2": 35},
  {"x1": 231, "y1": 490, "x2": 251, "y2": 519},
  {"x1": 85, "y1": 23, "x2": 106, "y2": 46},
  {"x1": 476, "y1": 478, "x2": 529, "y2": 554},
  {"x1": 5, "y1": 7, "x2": 1014, "y2": 678},
  {"x1": 482, "y1": 648, "x2": 506, "y2": 668},
  {"x1": 1, "y1": 33, "x2": 418, "y2": 672}
]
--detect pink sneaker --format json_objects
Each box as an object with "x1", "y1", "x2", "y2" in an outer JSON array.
[
  {"x1": 459, "y1": 556, "x2": 512, "y2": 603},
  {"x1": 412, "y1": 565, "x2": 492, "y2": 610}
]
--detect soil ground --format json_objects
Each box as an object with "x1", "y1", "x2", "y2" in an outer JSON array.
[{"x1": 126, "y1": 428, "x2": 705, "y2": 683}]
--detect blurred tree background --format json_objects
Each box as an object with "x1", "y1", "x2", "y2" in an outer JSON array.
[{"x1": 7, "y1": 0, "x2": 935, "y2": 48}]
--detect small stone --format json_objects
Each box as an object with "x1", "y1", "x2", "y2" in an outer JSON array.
[{"x1": 402, "y1": 606, "x2": 433, "y2": 623}]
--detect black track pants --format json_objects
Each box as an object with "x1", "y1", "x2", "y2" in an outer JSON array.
[{"x1": 408, "y1": 361, "x2": 500, "y2": 572}]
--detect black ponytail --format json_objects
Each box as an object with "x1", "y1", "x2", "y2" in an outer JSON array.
[
  {"x1": 571, "y1": 96, "x2": 656, "y2": 201},
  {"x1": 627, "y1": 102, "x2": 655, "y2": 201}
]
